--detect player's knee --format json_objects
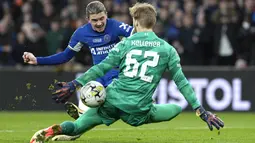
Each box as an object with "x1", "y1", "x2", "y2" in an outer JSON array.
[
  {"x1": 60, "y1": 121, "x2": 76, "y2": 135},
  {"x1": 174, "y1": 104, "x2": 182, "y2": 115},
  {"x1": 166, "y1": 104, "x2": 182, "y2": 121}
]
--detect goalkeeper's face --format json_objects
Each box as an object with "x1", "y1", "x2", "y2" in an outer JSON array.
[{"x1": 89, "y1": 12, "x2": 107, "y2": 33}]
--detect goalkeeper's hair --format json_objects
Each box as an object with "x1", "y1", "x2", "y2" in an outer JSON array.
[
  {"x1": 129, "y1": 3, "x2": 157, "y2": 29},
  {"x1": 86, "y1": 1, "x2": 107, "y2": 18}
]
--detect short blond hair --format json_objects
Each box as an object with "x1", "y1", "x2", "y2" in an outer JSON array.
[{"x1": 129, "y1": 3, "x2": 157, "y2": 29}]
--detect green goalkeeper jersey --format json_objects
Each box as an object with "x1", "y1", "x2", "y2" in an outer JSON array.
[{"x1": 76, "y1": 31, "x2": 200, "y2": 114}]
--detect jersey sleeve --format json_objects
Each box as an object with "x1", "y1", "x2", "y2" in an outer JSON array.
[
  {"x1": 76, "y1": 41, "x2": 124, "y2": 85},
  {"x1": 168, "y1": 46, "x2": 201, "y2": 110},
  {"x1": 68, "y1": 28, "x2": 84, "y2": 52},
  {"x1": 36, "y1": 48, "x2": 75, "y2": 65},
  {"x1": 115, "y1": 20, "x2": 133, "y2": 37}
]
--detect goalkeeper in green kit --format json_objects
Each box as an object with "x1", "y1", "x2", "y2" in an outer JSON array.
[{"x1": 30, "y1": 3, "x2": 224, "y2": 142}]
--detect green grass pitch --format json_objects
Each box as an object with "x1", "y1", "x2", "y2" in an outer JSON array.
[{"x1": 0, "y1": 112, "x2": 254, "y2": 143}]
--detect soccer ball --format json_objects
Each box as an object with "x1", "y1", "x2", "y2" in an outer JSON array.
[{"x1": 80, "y1": 81, "x2": 106, "y2": 108}]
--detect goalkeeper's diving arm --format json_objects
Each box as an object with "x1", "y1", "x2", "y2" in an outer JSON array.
[{"x1": 170, "y1": 65, "x2": 201, "y2": 110}]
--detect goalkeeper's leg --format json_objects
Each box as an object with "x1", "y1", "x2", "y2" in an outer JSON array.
[
  {"x1": 53, "y1": 102, "x2": 88, "y2": 141},
  {"x1": 53, "y1": 100, "x2": 119, "y2": 141},
  {"x1": 53, "y1": 108, "x2": 104, "y2": 141},
  {"x1": 149, "y1": 104, "x2": 182, "y2": 123},
  {"x1": 30, "y1": 108, "x2": 104, "y2": 142}
]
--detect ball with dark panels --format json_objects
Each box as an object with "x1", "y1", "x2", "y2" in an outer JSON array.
[{"x1": 80, "y1": 81, "x2": 106, "y2": 108}]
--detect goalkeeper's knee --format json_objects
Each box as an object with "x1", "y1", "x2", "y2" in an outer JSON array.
[
  {"x1": 61, "y1": 121, "x2": 83, "y2": 136},
  {"x1": 60, "y1": 121, "x2": 76, "y2": 135},
  {"x1": 171, "y1": 104, "x2": 182, "y2": 119},
  {"x1": 175, "y1": 104, "x2": 182, "y2": 113}
]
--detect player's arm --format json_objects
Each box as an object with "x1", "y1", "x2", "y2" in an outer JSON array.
[
  {"x1": 115, "y1": 20, "x2": 133, "y2": 37},
  {"x1": 51, "y1": 41, "x2": 124, "y2": 103},
  {"x1": 75, "y1": 41, "x2": 123, "y2": 85},
  {"x1": 168, "y1": 46, "x2": 224, "y2": 131},
  {"x1": 23, "y1": 29, "x2": 83, "y2": 65},
  {"x1": 168, "y1": 48, "x2": 200, "y2": 110}
]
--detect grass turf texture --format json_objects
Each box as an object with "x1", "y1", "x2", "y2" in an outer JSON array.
[{"x1": 0, "y1": 112, "x2": 254, "y2": 143}]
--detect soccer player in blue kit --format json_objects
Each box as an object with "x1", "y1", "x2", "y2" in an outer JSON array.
[{"x1": 23, "y1": 1, "x2": 133, "y2": 141}]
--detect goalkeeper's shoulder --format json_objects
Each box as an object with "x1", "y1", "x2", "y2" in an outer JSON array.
[
  {"x1": 162, "y1": 39, "x2": 178, "y2": 53},
  {"x1": 157, "y1": 38, "x2": 175, "y2": 52}
]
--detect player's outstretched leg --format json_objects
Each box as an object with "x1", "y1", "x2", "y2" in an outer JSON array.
[
  {"x1": 65, "y1": 101, "x2": 84, "y2": 120},
  {"x1": 30, "y1": 124, "x2": 62, "y2": 143},
  {"x1": 49, "y1": 102, "x2": 85, "y2": 141},
  {"x1": 50, "y1": 108, "x2": 104, "y2": 141}
]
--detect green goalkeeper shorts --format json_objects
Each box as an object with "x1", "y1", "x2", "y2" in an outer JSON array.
[
  {"x1": 97, "y1": 100, "x2": 181, "y2": 127},
  {"x1": 97, "y1": 100, "x2": 155, "y2": 126}
]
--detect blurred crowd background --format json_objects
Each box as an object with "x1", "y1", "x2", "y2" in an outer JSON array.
[{"x1": 0, "y1": 0, "x2": 255, "y2": 70}]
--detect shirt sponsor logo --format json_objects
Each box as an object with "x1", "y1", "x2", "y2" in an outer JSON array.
[
  {"x1": 93, "y1": 38, "x2": 102, "y2": 43},
  {"x1": 90, "y1": 43, "x2": 116, "y2": 55}
]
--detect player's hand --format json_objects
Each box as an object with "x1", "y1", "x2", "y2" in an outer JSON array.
[
  {"x1": 196, "y1": 106, "x2": 224, "y2": 131},
  {"x1": 51, "y1": 80, "x2": 82, "y2": 103},
  {"x1": 23, "y1": 52, "x2": 37, "y2": 64}
]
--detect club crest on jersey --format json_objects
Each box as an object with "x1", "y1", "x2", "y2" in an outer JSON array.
[{"x1": 104, "y1": 34, "x2": 111, "y2": 42}]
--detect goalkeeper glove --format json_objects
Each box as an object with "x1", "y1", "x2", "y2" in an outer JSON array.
[
  {"x1": 51, "y1": 80, "x2": 82, "y2": 103},
  {"x1": 196, "y1": 106, "x2": 224, "y2": 131}
]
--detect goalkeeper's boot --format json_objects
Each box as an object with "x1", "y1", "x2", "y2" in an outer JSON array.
[
  {"x1": 30, "y1": 124, "x2": 61, "y2": 143},
  {"x1": 51, "y1": 134, "x2": 81, "y2": 141},
  {"x1": 65, "y1": 101, "x2": 84, "y2": 120}
]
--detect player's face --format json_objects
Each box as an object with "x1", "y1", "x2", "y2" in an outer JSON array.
[{"x1": 89, "y1": 12, "x2": 107, "y2": 32}]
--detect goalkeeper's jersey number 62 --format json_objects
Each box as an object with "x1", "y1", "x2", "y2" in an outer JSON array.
[{"x1": 124, "y1": 49, "x2": 159, "y2": 83}]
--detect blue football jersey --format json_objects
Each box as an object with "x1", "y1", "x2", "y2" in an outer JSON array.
[{"x1": 68, "y1": 18, "x2": 133, "y2": 86}]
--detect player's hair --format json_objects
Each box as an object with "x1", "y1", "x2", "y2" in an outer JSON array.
[
  {"x1": 129, "y1": 3, "x2": 157, "y2": 29},
  {"x1": 86, "y1": 1, "x2": 107, "y2": 18}
]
